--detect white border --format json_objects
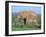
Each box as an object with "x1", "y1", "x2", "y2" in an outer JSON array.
[{"x1": 9, "y1": 3, "x2": 44, "y2": 35}]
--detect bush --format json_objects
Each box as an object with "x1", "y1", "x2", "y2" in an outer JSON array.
[{"x1": 12, "y1": 15, "x2": 41, "y2": 31}]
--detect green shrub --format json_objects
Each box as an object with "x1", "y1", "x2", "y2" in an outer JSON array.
[{"x1": 12, "y1": 15, "x2": 41, "y2": 31}]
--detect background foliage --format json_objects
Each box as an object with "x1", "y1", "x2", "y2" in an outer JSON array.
[{"x1": 12, "y1": 15, "x2": 41, "y2": 31}]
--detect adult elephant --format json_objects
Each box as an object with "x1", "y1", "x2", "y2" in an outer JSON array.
[{"x1": 16, "y1": 10, "x2": 38, "y2": 26}]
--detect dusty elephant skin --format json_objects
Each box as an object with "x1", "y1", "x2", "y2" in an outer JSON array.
[{"x1": 16, "y1": 10, "x2": 38, "y2": 26}]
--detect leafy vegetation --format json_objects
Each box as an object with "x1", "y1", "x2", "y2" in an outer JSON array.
[{"x1": 12, "y1": 15, "x2": 41, "y2": 31}]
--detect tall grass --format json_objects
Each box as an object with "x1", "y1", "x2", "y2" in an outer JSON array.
[{"x1": 12, "y1": 15, "x2": 41, "y2": 31}]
